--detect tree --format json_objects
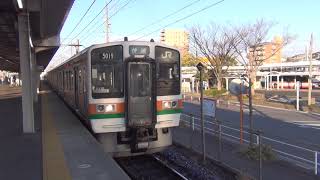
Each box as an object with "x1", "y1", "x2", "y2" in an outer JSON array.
[
  {"x1": 190, "y1": 24, "x2": 241, "y2": 90},
  {"x1": 232, "y1": 19, "x2": 293, "y2": 146},
  {"x1": 181, "y1": 52, "x2": 198, "y2": 66},
  {"x1": 232, "y1": 19, "x2": 293, "y2": 95}
]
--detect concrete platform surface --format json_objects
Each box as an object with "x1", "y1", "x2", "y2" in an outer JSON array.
[
  {"x1": 0, "y1": 86, "x2": 42, "y2": 180},
  {"x1": 41, "y1": 83, "x2": 130, "y2": 180},
  {"x1": 0, "y1": 84, "x2": 130, "y2": 180}
]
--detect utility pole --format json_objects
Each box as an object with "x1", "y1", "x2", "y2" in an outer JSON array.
[
  {"x1": 76, "y1": 39, "x2": 80, "y2": 54},
  {"x1": 67, "y1": 40, "x2": 82, "y2": 56},
  {"x1": 308, "y1": 33, "x2": 313, "y2": 106},
  {"x1": 105, "y1": 5, "x2": 110, "y2": 43}
]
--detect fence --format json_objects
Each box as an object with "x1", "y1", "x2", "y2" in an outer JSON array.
[{"x1": 179, "y1": 113, "x2": 319, "y2": 175}]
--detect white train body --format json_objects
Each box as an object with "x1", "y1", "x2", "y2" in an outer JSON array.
[{"x1": 47, "y1": 40, "x2": 182, "y2": 156}]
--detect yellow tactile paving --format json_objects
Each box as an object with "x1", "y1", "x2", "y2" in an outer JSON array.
[{"x1": 42, "y1": 93, "x2": 72, "y2": 180}]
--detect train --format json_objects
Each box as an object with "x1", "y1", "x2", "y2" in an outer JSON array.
[
  {"x1": 46, "y1": 39, "x2": 182, "y2": 156},
  {"x1": 268, "y1": 81, "x2": 318, "y2": 89}
]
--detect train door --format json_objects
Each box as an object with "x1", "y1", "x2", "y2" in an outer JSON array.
[
  {"x1": 126, "y1": 60, "x2": 156, "y2": 128},
  {"x1": 125, "y1": 59, "x2": 156, "y2": 152},
  {"x1": 83, "y1": 66, "x2": 88, "y2": 116}
]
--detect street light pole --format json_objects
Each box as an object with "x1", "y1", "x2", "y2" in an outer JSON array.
[
  {"x1": 308, "y1": 33, "x2": 313, "y2": 106},
  {"x1": 197, "y1": 62, "x2": 206, "y2": 162},
  {"x1": 248, "y1": 76, "x2": 253, "y2": 146}
]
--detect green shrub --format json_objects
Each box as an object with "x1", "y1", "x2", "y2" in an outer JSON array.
[{"x1": 240, "y1": 145, "x2": 276, "y2": 161}]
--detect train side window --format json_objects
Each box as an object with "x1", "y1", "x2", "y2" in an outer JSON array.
[
  {"x1": 68, "y1": 71, "x2": 70, "y2": 91},
  {"x1": 69, "y1": 71, "x2": 71, "y2": 91},
  {"x1": 83, "y1": 67, "x2": 86, "y2": 93},
  {"x1": 79, "y1": 69, "x2": 82, "y2": 94},
  {"x1": 66, "y1": 71, "x2": 68, "y2": 91},
  {"x1": 64, "y1": 71, "x2": 67, "y2": 91},
  {"x1": 71, "y1": 71, "x2": 74, "y2": 91}
]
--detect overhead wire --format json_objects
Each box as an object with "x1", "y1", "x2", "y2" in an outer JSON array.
[
  {"x1": 55, "y1": 0, "x2": 115, "y2": 60},
  {"x1": 52, "y1": 0, "x2": 132, "y2": 69},
  {"x1": 77, "y1": 0, "x2": 121, "y2": 40},
  {"x1": 125, "y1": 0, "x2": 201, "y2": 38},
  {"x1": 134, "y1": 0, "x2": 225, "y2": 40},
  {"x1": 66, "y1": 0, "x2": 114, "y2": 45},
  {"x1": 61, "y1": 0, "x2": 97, "y2": 44},
  {"x1": 81, "y1": 0, "x2": 135, "y2": 43}
]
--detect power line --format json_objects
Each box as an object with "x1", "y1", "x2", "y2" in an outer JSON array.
[
  {"x1": 62, "y1": 0, "x2": 97, "y2": 44},
  {"x1": 67, "y1": 0, "x2": 114, "y2": 44},
  {"x1": 82, "y1": 0, "x2": 135, "y2": 43},
  {"x1": 52, "y1": 0, "x2": 125, "y2": 69},
  {"x1": 125, "y1": 0, "x2": 201, "y2": 38},
  {"x1": 134, "y1": 0, "x2": 225, "y2": 41},
  {"x1": 81, "y1": 0, "x2": 135, "y2": 43},
  {"x1": 77, "y1": 0, "x2": 121, "y2": 40},
  {"x1": 56, "y1": 0, "x2": 115, "y2": 60}
]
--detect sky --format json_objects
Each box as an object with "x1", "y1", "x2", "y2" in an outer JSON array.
[{"x1": 48, "y1": 0, "x2": 320, "y2": 69}]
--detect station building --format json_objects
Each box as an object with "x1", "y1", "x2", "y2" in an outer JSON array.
[{"x1": 181, "y1": 59, "x2": 320, "y2": 93}]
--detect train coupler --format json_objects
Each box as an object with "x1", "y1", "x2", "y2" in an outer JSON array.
[{"x1": 130, "y1": 128, "x2": 150, "y2": 153}]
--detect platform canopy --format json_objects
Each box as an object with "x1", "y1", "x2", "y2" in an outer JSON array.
[{"x1": 0, "y1": 0, "x2": 74, "y2": 72}]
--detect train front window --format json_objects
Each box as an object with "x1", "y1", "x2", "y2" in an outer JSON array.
[
  {"x1": 155, "y1": 46, "x2": 180, "y2": 95},
  {"x1": 91, "y1": 65, "x2": 114, "y2": 93},
  {"x1": 91, "y1": 45, "x2": 123, "y2": 98},
  {"x1": 158, "y1": 63, "x2": 179, "y2": 80}
]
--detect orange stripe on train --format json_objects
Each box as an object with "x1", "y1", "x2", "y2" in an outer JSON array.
[
  {"x1": 89, "y1": 99, "x2": 183, "y2": 115},
  {"x1": 88, "y1": 103, "x2": 125, "y2": 115}
]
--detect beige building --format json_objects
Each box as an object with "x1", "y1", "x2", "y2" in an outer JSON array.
[
  {"x1": 248, "y1": 36, "x2": 283, "y2": 64},
  {"x1": 160, "y1": 29, "x2": 189, "y2": 55}
]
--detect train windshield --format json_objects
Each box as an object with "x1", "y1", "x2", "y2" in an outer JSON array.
[
  {"x1": 91, "y1": 45, "x2": 123, "y2": 98},
  {"x1": 155, "y1": 46, "x2": 180, "y2": 95}
]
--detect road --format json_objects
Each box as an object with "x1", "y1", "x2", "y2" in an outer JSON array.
[{"x1": 181, "y1": 100, "x2": 320, "y2": 168}]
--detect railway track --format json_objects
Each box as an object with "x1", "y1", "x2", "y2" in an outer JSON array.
[{"x1": 115, "y1": 154, "x2": 188, "y2": 180}]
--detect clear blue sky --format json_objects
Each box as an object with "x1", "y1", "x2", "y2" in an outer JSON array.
[{"x1": 50, "y1": 0, "x2": 320, "y2": 67}]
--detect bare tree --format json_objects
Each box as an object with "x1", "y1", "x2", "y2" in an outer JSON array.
[
  {"x1": 190, "y1": 24, "x2": 241, "y2": 90},
  {"x1": 232, "y1": 19, "x2": 293, "y2": 146},
  {"x1": 233, "y1": 19, "x2": 293, "y2": 95}
]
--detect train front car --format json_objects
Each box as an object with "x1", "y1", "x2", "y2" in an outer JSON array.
[{"x1": 89, "y1": 41, "x2": 182, "y2": 156}]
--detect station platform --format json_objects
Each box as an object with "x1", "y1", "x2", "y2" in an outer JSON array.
[{"x1": 0, "y1": 83, "x2": 130, "y2": 180}]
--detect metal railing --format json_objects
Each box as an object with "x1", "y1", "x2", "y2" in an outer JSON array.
[{"x1": 179, "y1": 113, "x2": 319, "y2": 175}]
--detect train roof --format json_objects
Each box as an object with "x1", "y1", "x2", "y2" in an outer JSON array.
[{"x1": 48, "y1": 41, "x2": 180, "y2": 73}]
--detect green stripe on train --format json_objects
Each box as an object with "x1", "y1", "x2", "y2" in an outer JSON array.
[
  {"x1": 89, "y1": 113, "x2": 125, "y2": 119},
  {"x1": 157, "y1": 109, "x2": 182, "y2": 115},
  {"x1": 89, "y1": 109, "x2": 182, "y2": 119}
]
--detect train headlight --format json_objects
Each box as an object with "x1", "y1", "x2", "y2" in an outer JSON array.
[
  {"x1": 162, "y1": 100, "x2": 179, "y2": 109},
  {"x1": 105, "y1": 104, "x2": 116, "y2": 112},
  {"x1": 96, "y1": 105, "x2": 105, "y2": 112},
  {"x1": 163, "y1": 101, "x2": 172, "y2": 109}
]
